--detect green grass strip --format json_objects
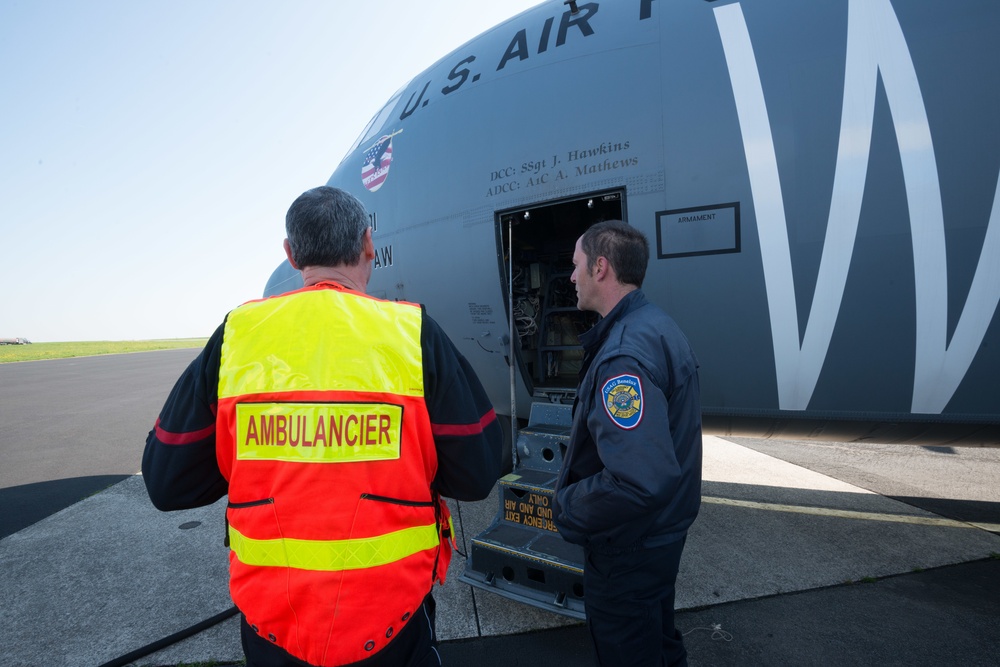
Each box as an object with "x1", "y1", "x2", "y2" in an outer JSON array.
[{"x1": 0, "y1": 339, "x2": 207, "y2": 363}]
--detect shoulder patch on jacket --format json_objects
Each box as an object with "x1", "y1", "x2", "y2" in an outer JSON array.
[{"x1": 601, "y1": 374, "x2": 643, "y2": 429}]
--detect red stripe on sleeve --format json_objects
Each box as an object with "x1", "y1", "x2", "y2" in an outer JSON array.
[
  {"x1": 154, "y1": 418, "x2": 216, "y2": 446},
  {"x1": 431, "y1": 408, "x2": 497, "y2": 438}
]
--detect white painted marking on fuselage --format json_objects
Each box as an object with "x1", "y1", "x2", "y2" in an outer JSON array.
[{"x1": 714, "y1": 0, "x2": 1000, "y2": 414}]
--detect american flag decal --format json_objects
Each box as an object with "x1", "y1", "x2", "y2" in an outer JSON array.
[{"x1": 361, "y1": 132, "x2": 399, "y2": 192}]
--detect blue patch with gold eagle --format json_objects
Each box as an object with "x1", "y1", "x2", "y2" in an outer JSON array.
[{"x1": 601, "y1": 374, "x2": 644, "y2": 429}]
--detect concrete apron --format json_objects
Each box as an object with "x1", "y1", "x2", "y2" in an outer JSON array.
[{"x1": 2, "y1": 436, "x2": 998, "y2": 666}]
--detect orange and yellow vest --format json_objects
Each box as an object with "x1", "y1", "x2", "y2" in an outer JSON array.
[{"x1": 215, "y1": 281, "x2": 452, "y2": 666}]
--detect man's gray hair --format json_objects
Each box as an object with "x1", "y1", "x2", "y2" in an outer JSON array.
[{"x1": 285, "y1": 186, "x2": 370, "y2": 268}]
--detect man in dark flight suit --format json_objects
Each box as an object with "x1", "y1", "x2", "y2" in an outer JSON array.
[{"x1": 554, "y1": 220, "x2": 702, "y2": 667}]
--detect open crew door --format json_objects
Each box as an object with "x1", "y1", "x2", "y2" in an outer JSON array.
[{"x1": 459, "y1": 190, "x2": 625, "y2": 618}]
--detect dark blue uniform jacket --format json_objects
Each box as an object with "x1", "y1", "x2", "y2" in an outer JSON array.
[{"x1": 554, "y1": 290, "x2": 702, "y2": 554}]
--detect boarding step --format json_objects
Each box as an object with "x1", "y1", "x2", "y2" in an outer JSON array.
[
  {"x1": 462, "y1": 522, "x2": 585, "y2": 619},
  {"x1": 461, "y1": 402, "x2": 586, "y2": 618},
  {"x1": 497, "y1": 467, "x2": 560, "y2": 530},
  {"x1": 513, "y1": 401, "x2": 573, "y2": 473}
]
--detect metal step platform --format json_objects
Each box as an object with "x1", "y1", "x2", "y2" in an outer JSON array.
[{"x1": 460, "y1": 403, "x2": 586, "y2": 619}]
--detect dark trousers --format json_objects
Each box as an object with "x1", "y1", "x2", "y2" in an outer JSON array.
[
  {"x1": 583, "y1": 538, "x2": 688, "y2": 667},
  {"x1": 241, "y1": 594, "x2": 440, "y2": 667}
]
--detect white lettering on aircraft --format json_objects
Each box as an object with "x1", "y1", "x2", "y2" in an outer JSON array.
[{"x1": 715, "y1": 0, "x2": 1000, "y2": 414}]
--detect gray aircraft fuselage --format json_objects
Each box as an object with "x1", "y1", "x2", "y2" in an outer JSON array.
[{"x1": 267, "y1": 0, "x2": 1000, "y2": 444}]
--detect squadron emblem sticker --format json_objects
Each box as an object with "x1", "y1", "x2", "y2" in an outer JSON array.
[
  {"x1": 601, "y1": 374, "x2": 643, "y2": 429},
  {"x1": 361, "y1": 130, "x2": 402, "y2": 192}
]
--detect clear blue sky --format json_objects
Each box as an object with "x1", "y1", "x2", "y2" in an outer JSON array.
[{"x1": 0, "y1": 0, "x2": 540, "y2": 342}]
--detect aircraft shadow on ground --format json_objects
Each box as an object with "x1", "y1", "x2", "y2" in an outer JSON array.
[{"x1": 0, "y1": 474, "x2": 130, "y2": 539}]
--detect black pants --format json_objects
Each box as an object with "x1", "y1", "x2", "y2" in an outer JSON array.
[
  {"x1": 583, "y1": 538, "x2": 688, "y2": 667},
  {"x1": 241, "y1": 594, "x2": 440, "y2": 667}
]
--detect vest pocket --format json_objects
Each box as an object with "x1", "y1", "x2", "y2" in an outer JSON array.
[
  {"x1": 228, "y1": 497, "x2": 275, "y2": 509},
  {"x1": 225, "y1": 497, "x2": 280, "y2": 555},
  {"x1": 359, "y1": 493, "x2": 434, "y2": 507},
  {"x1": 352, "y1": 493, "x2": 441, "y2": 562}
]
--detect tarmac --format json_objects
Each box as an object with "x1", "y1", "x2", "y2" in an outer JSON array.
[{"x1": 3, "y1": 434, "x2": 999, "y2": 666}]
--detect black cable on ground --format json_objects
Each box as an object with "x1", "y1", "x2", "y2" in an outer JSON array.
[{"x1": 97, "y1": 604, "x2": 240, "y2": 667}]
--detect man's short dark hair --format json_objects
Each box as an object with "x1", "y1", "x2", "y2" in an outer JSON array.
[
  {"x1": 285, "y1": 186, "x2": 370, "y2": 268},
  {"x1": 580, "y1": 220, "x2": 649, "y2": 288}
]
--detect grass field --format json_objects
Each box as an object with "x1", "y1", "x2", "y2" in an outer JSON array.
[{"x1": 0, "y1": 339, "x2": 208, "y2": 363}]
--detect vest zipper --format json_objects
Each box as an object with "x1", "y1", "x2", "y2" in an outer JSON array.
[
  {"x1": 359, "y1": 493, "x2": 435, "y2": 507},
  {"x1": 228, "y1": 497, "x2": 275, "y2": 509}
]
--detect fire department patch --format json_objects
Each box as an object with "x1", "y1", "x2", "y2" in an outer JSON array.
[{"x1": 601, "y1": 374, "x2": 643, "y2": 429}]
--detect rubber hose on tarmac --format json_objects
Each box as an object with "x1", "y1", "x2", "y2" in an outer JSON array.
[{"x1": 96, "y1": 604, "x2": 240, "y2": 667}]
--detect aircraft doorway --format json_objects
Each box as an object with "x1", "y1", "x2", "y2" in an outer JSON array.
[{"x1": 497, "y1": 190, "x2": 625, "y2": 399}]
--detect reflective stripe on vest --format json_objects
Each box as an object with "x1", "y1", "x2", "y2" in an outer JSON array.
[
  {"x1": 228, "y1": 521, "x2": 440, "y2": 571},
  {"x1": 219, "y1": 286, "x2": 424, "y2": 399}
]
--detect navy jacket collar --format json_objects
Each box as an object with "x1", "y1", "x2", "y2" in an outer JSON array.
[
  {"x1": 577, "y1": 289, "x2": 646, "y2": 383},
  {"x1": 579, "y1": 289, "x2": 646, "y2": 354}
]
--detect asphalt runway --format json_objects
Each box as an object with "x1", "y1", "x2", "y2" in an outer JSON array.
[
  {"x1": 2, "y1": 351, "x2": 999, "y2": 666},
  {"x1": 0, "y1": 348, "x2": 201, "y2": 538}
]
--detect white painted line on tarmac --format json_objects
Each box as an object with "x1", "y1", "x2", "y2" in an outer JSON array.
[{"x1": 703, "y1": 496, "x2": 1000, "y2": 533}]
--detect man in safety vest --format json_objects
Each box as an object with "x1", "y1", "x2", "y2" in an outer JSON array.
[{"x1": 143, "y1": 186, "x2": 504, "y2": 667}]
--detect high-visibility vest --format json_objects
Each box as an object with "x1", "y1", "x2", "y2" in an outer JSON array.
[{"x1": 216, "y1": 281, "x2": 452, "y2": 666}]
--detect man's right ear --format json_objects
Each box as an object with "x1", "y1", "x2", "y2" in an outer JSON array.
[
  {"x1": 362, "y1": 227, "x2": 376, "y2": 261},
  {"x1": 283, "y1": 239, "x2": 300, "y2": 270}
]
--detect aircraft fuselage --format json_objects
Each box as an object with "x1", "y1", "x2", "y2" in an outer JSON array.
[{"x1": 267, "y1": 0, "x2": 1000, "y2": 443}]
